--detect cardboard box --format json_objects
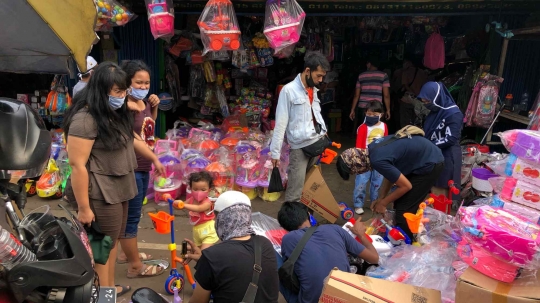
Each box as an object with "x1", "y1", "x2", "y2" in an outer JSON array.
[
  {"x1": 319, "y1": 268, "x2": 442, "y2": 303},
  {"x1": 301, "y1": 166, "x2": 343, "y2": 224},
  {"x1": 456, "y1": 268, "x2": 540, "y2": 303}
]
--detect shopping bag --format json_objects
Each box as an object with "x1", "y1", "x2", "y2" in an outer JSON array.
[{"x1": 268, "y1": 167, "x2": 284, "y2": 193}]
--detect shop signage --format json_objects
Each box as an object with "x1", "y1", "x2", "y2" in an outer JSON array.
[{"x1": 168, "y1": 0, "x2": 539, "y2": 14}]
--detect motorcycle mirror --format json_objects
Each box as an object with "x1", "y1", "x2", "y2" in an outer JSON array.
[{"x1": 131, "y1": 287, "x2": 169, "y2": 303}]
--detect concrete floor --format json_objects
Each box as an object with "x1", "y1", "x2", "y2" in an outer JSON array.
[{"x1": 21, "y1": 132, "x2": 370, "y2": 302}]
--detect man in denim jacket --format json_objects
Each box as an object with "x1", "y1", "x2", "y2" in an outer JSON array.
[{"x1": 270, "y1": 52, "x2": 330, "y2": 201}]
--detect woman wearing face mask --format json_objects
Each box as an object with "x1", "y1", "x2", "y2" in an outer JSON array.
[
  {"x1": 115, "y1": 60, "x2": 166, "y2": 279},
  {"x1": 183, "y1": 191, "x2": 279, "y2": 303},
  {"x1": 353, "y1": 101, "x2": 388, "y2": 215},
  {"x1": 418, "y1": 81, "x2": 463, "y2": 200},
  {"x1": 64, "y1": 62, "x2": 166, "y2": 296}
]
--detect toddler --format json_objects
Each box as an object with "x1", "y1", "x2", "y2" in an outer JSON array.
[{"x1": 173, "y1": 171, "x2": 219, "y2": 249}]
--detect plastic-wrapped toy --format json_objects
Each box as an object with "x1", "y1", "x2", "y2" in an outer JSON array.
[
  {"x1": 145, "y1": 0, "x2": 175, "y2": 40},
  {"x1": 236, "y1": 150, "x2": 259, "y2": 200},
  {"x1": 499, "y1": 129, "x2": 540, "y2": 164},
  {"x1": 251, "y1": 212, "x2": 288, "y2": 255},
  {"x1": 166, "y1": 120, "x2": 193, "y2": 141},
  {"x1": 499, "y1": 177, "x2": 540, "y2": 211},
  {"x1": 205, "y1": 147, "x2": 235, "y2": 195},
  {"x1": 491, "y1": 194, "x2": 540, "y2": 225},
  {"x1": 36, "y1": 159, "x2": 63, "y2": 198},
  {"x1": 458, "y1": 205, "x2": 540, "y2": 269},
  {"x1": 94, "y1": 0, "x2": 135, "y2": 31},
  {"x1": 197, "y1": 0, "x2": 241, "y2": 54},
  {"x1": 263, "y1": 0, "x2": 306, "y2": 53}
]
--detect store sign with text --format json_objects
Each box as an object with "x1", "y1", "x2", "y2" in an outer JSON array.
[{"x1": 171, "y1": 0, "x2": 540, "y2": 14}]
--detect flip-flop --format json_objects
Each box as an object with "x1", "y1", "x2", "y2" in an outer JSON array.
[
  {"x1": 117, "y1": 252, "x2": 153, "y2": 264},
  {"x1": 127, "y1": 263, "x2": 166, "y2": 279},
  {"x1": 116, "y1": 285, "x2": 131, "y2": 297}
]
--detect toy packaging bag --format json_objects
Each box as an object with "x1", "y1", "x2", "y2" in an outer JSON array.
[
  {"x1": 263, "y1": 0, "x2": 306, "y2": 53},
  {"x1": 498, "y1": 129, "x2": 540, "y2": 164},
  {"x1": 94, "y1": 0, "x2": 135, "y2": 31},
  {"x1": 197, "y1": 0, "x2": 241, "y2": 54},
  {"x1": 145, "y1": 0, "x2": 175, "y2": 40}
]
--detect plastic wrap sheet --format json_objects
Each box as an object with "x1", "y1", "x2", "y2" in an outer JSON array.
[
  {"x1": 457, "y1": 205, "x2": 540, "y2": 269},
  {"x1": 263, "y1": 0, "x2": 305, "y2": 53},
  {"x1": 498, "y1": 129, "x2": 540, "y2": 164},
  {"x1": 94, "y1": 0, "x2": 135, "y2": 31},
  {"x1": 197, "y1": 0, "x2": 241, "y2": 54},
  {"x1": 251, "y1": 212, "x2": 287, "y2": 255}
]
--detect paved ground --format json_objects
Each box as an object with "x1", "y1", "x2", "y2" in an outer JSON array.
[{"x1": 22, "y1": 132, "x2": 367, "y2": 302}]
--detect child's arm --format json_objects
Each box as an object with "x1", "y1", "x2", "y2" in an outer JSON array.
[{"x1": 173, "y1": 199, "x2": 212, "y2": 212}]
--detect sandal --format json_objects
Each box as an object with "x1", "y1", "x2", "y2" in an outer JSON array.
[
  {"x1": 117, "y1": 252, "x2": 153, "y2": 264},
  {"x1": 127, "y1": 263, "x2": 166, "y2": 279},
  {"x1": 116, "y1": 285, "x2": 131, "y2": 297}
]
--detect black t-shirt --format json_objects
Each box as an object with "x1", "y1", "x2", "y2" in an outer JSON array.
[
  {"x1": 194, "y1": 235, "x2": 279, "y2": 303},
  {"x1": 368, "y1": 135, "x2": 444, "y2": 183}
]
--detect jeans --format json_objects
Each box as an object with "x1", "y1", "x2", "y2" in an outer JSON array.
[
  {"x1": 275, "y1": 251, "x2": 298, "y2": 303},
  {"x1": 121, "y1": 171, "x2": 150, "y2": 239},
  {"x1": 285, "y1": 149, "x2": 318, "y2": 202},
  {"x1": 353, "y1": 170, "x2": 383, "y2": 208}
]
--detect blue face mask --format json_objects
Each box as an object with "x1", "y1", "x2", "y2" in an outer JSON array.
[
  {"x1": 108, "y1": 95, "x2": 125, "y2": 110},
  {"x1": 364, "y1": 115, "x2": 380, "y2": 126},
  {"x1": 129, "y1": 87, "x2": 149, "y2": 100}
]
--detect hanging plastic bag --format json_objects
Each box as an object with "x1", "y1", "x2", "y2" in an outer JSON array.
[
  {"x1": 94, "y1": 0, "x2": 135, "y2": 32},
  {"x1": 145, "y1": 0, "x2": 175, "y2": 40},
  {"x1": 197, "y1": 0, "x2": 241, "y2": 54},
  {"x1": 263, "y1": 0, "x2": 306, "y2": 53}
]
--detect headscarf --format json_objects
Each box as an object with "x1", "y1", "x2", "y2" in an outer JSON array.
[
  {"x1": 214, "y1": 204, "x2": 255, "y2": 241},
  {"x1": 336, "y1": 148, "x2": 371, "y2": 180},
  {"x1": 418, "y1": 82, "x2": 461, "y2": 139}
]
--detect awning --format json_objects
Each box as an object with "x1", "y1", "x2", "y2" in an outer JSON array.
[{"x1": 0, "y1": 0, "x2": 99, "y2": 74}]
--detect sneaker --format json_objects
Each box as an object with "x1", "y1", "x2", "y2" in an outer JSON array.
[{"x1": 355, "y1": 208, "x2": 364, "y2": 215}]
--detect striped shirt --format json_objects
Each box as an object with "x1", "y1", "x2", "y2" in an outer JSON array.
[{"x1": 356, "y1": 71, "x2": 390, "y2": 108}]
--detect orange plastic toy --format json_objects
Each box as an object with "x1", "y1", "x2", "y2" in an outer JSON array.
[{"x1": 197, "y1": 0, "x2": 241, "y2": 51}]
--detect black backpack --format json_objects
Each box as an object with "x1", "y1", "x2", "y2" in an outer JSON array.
[{"x1": 278, "y1": 227, "x2": 317, "y2": 293}]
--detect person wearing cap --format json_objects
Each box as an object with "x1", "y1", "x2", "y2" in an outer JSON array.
[
  {"x1": 184, "y1": 191, "x2": 279, "y2": 303},
  {"x1": 73, "y1": 56, "x2": 98, "y2": 97},
  {"x1": 336, "y1": 131, "x2": 444, "y2": 239},
  {"x1": 277, "y1": 202, "x2": 379, "y2": 303}
]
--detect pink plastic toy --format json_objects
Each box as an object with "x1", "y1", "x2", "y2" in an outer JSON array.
[
  {"x1": 263, "y1": 0, "x2": 305, "y2": 52},
  {"x1": 511, "y1": 157, "x2": 540, "y2": 187},
  {"x1": 457, "y1": 240, "x2": 520, "y2": 283},
  {"x1": 146, "y1": 0, "x2": 174, "y2": 40},
  {"x1": 458, "y1": 205, "x2": 540, "y2": 268}
]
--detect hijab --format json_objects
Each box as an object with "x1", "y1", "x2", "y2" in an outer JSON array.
[
  {"x1": 214, "y1": 204, "x2": 255, "y2": 241},
  {"x1": 418, "y1": 82, "x2": 461, "y2": 139}
]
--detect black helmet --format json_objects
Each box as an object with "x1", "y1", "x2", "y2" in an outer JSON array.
[{"x1": 0, "y1": 98, "x2": 51, "y2": 180}]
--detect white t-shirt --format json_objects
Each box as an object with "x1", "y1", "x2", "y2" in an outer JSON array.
[
  {"x1": 365, "y1": 123, "x2": 386, "y2": 146},
  {"x1": 72, "y1": 81, "x2": 87, "y2": 97}
]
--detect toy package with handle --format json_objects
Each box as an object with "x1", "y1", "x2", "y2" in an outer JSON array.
[
  {"x1": 145, "y1": 0, "x2": 175, "y2": 40},
  {"x1": 263, "y1": 0, "x2": 306, "y2": 53},
  {"x1": 457, "y1": 205, "x2": 540, "y2": 269},
  {"x1": 94, "y1": 0, "x2": 135, "y2": 32},
  {"x1": 197, "y1": 0, "x2": 241, "y2": 54}
]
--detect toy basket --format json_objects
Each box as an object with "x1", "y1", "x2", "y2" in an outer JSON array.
[
  {"x1": 263, "y1": 0, "x2": 305, "y2": 52},
  {"x1": 146, "y1": 0, "x2": 174, "y2": 40},
  {"x1": 149, "y1": 211, "x2": 174, "y2": 234},
  {"x1": 197, "y1": 0, "x2": 241, "y2": 53}
]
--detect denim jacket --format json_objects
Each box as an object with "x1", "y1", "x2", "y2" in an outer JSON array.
[{"x1": 270, "y1": 74, "x2": 327, "y2": 159}]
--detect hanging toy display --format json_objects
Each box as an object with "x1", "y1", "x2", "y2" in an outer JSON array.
[
  {"x1": 145, "y1": 0, "x2": 175, "y2": 40},
  {"x1": 263, "y1": 0, "x2": 306, "y2": 53},
  {"x1": 197, "y1": 0, "x2": 241, "y2": 54},
  {"x1": 94, "y1": 0, "x2": 135, "y2": 31}
]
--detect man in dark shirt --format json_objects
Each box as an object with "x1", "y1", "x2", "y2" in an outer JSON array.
[
  {"x1": 278, "y1": 202, "x2": 379, "y2": 303},
  {"x1": 186, "y1": 191, "x2": 279, "y2": 303},
  {"x1": 337, "y1": 135, "x2": 444, "y2": 239}
]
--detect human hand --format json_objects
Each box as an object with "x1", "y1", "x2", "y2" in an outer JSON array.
[
  {"x1": 349, "y1": 111, "x2": 355, "y2": 121},
  {"x1": 127, "y1": 101, "x2": 142, "y2": 113},
  {"x1": 183, "y1": 238, "x2": 202, "y2": 264},
  {"x1": 371, "y1": 199, "x2": 387, "y2": 214},
  {"x1": 148, "y1": 94, "x2": 160, "y2": 108},
  {"x1": 347, "y1": 220, "x2": 367, "y2": 237},
  {"x1": 153, "y1": 160, "x2": 166, "y2": 177},
  {"x1": 271, "y1": 159, "x2": 279, "y2": 167},
  {"x1": 78, "y1": 208, "x2": 95, "y2": 227},
  {"x1": 385, "y1": 111, "x2": 391, "y2": 120}
]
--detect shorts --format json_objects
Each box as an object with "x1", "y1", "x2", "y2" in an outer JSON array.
[
  {"x1": 192, "y1": 220, "x2": 219, "y2": 247},
  {"x1": 90, "y1": 199, "x2": 128, "y2": 248}
]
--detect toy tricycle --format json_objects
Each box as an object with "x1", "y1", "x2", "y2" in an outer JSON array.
[{"x1": 148, "y1": 194, "x2": 196, "y2": 294}]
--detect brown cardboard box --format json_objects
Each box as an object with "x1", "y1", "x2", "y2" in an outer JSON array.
[
  {"x1": 456, "y1": 268, "x2": 540, "y2": 303},
  {"x1": 319, "y1": 268, "x2": 442, "y2": 303},
  {"x1": 301, "y1": 165, "x2": 341, "y2": 223}
]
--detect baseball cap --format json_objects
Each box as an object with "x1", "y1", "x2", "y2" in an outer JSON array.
[
  {"x1": 214, "y1": 191, "x2": 251, "y2": 212},
  {"x1": 78, "y1": 56, "x2": 98, "y2": 75}
]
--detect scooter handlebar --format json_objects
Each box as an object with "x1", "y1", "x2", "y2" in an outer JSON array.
[{"x1": 331, "y1": 142, "x2": 341, "y2": 149}]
